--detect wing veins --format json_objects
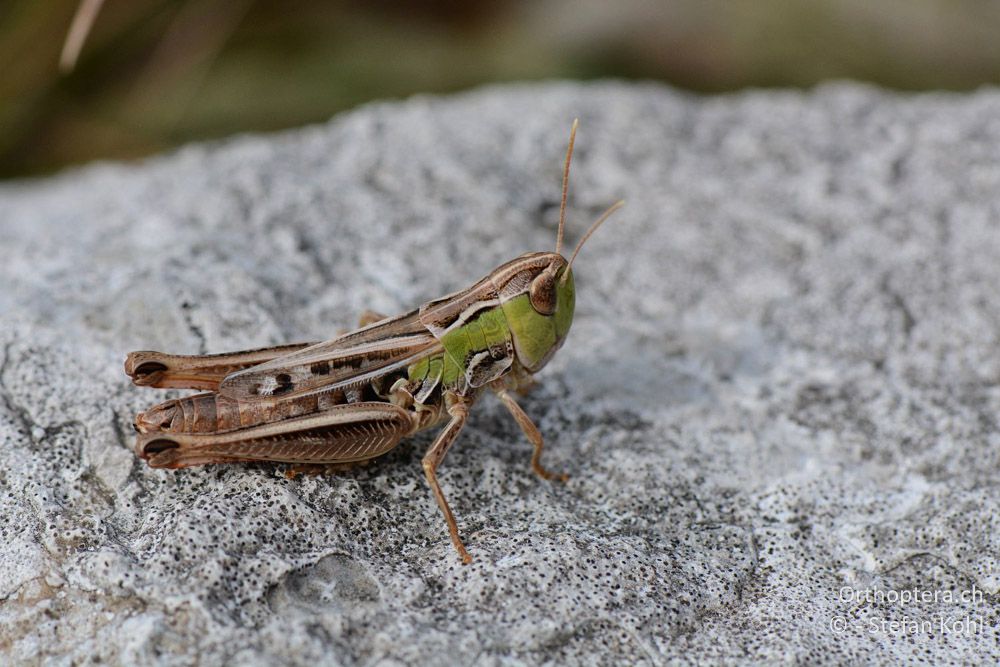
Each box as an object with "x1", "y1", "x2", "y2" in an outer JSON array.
[{"x1": 219, "y1": 309, "x2": 439, "y2": 401}]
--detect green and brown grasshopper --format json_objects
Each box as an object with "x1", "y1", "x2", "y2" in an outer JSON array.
[{"x1": 125, "y1": 121, "x2": 623, "y2": 563}]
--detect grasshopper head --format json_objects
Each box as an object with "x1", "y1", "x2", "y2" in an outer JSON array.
[
  {"x1": 499, "y1": 120, "x2": 623, "y2": 372},
  {"x1": 496, "y1": 252, "x2": 575, "y2": 372}
]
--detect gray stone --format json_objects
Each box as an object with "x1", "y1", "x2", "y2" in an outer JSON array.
[{"x1": 2, "y1": 81, "x2": 1000, "y2": 665}]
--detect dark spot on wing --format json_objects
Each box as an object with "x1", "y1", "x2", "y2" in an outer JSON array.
[
  {"x1": 310, "y1": 361, "x2": 331, "y2": 375},
  {"x1": 273, "y1": 373, "x2": 295, "y2": 396}
]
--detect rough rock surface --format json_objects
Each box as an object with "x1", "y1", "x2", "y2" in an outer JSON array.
[{"x1": 2, "y1": 82, "x2": 1000, "y2": 665}]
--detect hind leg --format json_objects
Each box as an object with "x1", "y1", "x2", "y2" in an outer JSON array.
[
  {"x1": 136, "y1": 402, "x2": 418, "y2": 469},
  {"x1": 125, "y1": 343, "x2": 317, "y2": 390}
]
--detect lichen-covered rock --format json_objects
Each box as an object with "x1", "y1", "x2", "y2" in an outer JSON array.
[{"x1": 2, "y1": 82, "x2": 999, "y2": 665}]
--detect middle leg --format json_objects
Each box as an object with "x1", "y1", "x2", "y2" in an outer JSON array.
[{"x1": 422, "y1": 394, "x2": 473, "y2": 563}]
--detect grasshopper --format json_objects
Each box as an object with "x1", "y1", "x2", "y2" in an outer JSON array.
[{"x1": 125, "y1": 121, "x2": 623, "y2": 563}]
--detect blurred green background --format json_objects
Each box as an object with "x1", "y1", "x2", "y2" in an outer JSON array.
[{"x1": 3, "y1": 0, "x2": 1000, "y2": 177}]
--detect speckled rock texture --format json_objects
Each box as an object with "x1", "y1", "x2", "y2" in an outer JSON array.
[{"x1": 2, "y1": 82, "x2": 1000, "y2": 665}]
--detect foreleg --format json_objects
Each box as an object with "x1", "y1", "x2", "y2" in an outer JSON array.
[{"x1": 493, "y1": 386, "x2": 568, "y2": 482}]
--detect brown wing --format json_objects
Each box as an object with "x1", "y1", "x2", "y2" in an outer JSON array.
[
  {"x1": 125, "y1": 343, "x2": 317, "y2": 390},
  {"x1": 217, "y1": 308, "x2": 442, "y2": 401}
]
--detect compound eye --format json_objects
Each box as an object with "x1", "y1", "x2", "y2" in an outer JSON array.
[{"x1": 529, "y1": 271, "x2": 557, "y2": 315}]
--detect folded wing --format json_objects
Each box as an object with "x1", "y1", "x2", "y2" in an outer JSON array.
[{"x1": 218, "y1": 308, "x2": 442, "y2": 401}]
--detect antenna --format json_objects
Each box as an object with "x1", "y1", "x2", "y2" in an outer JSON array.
[
  {"x1": 555, "y1": 118, "x2": 578, "y2": 257},
  {"x1": 561, "y1": 200, "x2": 625, "y2": 285},
  {"x1": 60, "y1": 0, "x2": 106, "y2": 73}
]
